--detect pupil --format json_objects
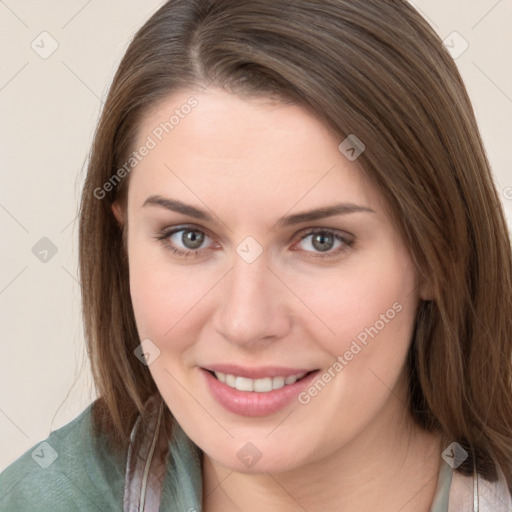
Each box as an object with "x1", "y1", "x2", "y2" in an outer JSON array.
[
  {"x1": 312, "y1": 233, "x2": 333, "y2": 252},
  {"x1": 182, "y1": 230, "x2": 204, "y2": 249}
]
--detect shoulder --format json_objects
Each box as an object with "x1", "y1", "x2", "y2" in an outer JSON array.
[
  {"x1": 436, "y1": 463, "x2": 512, "y2": 512},
  {"x1": 0, "y1": 401, "x2": 127, "y2": 512}
]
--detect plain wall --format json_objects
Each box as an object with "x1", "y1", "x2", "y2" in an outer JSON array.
[{"x1": 1, "y1": 0, "x2": 511, "y2": 471}]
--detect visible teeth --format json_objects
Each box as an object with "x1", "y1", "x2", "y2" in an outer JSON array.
[
  {"x1": 253, "y1": 377, "x2": 272, "y2": 392},
  {"x1": 235, "y1": 376, "x2": 253, "y2": 391},
  {"x1": 285, "y1": 375, "x2": 298, "y2": 385},
  {"x1": 213, "y1": 371, "x2": 307, "y2": 392},
  {"x1": 272, "y1": 376, "x2": 285, "y2": 390}
]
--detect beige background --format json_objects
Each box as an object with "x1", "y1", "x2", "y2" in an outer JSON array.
[{"x1": 0, "y1": 0, "x2": 511, "y2": 471}]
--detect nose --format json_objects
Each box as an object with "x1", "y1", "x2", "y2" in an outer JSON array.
[{"x1": 212, "y1": 255, "x2": 292, "y2": 348}]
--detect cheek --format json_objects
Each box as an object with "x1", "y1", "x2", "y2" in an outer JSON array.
[
  {"x1": 128, "y1": 238, "x2": 217, "y2": 347},
  {"x1": 291, "y1": 247, "x2": 418, "y2": 370},
  {"x1": 286, "y1": 263, "x2": 417, "y2": 459}
]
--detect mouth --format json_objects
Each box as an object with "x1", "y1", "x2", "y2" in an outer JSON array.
[
  {"x1": 205, "y1": 369, "x2": 316, "y2": 393},
  {"x1": 200, "y1": 366, "x2": 320, "y2": 417}
]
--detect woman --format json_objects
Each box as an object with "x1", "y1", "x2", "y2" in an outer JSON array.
[{"x1": 1, "y1": 1, "x2": 511, "y2": 510}]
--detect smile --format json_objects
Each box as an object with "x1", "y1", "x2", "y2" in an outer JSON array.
[
  {"x1": 212, "y1": 371, "x2": 308, "y2": 392},
  {"x1": 201, "y1": 366, "x2": 319, "y2": 417}
]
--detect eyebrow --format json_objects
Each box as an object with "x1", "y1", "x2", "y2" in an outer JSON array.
[{"x1": 142, "y1": 195, "x2": 375, "y2": 227}]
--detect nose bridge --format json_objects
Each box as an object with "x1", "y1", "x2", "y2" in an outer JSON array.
[{"x1": 213, "y1": 254, "x2": 290, "y2": 345}]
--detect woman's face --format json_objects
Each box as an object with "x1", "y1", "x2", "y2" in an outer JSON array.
[{"x1": 121, "y1": 87, "x2": 425, "y2": 473}]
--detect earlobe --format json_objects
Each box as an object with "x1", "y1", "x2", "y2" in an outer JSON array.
[
  {"x1": 419, "y1": 278, "x2": 434, "y2": 301},
  {"x1": 111, "y1": 201, "x2": 124, "y2": 225}
]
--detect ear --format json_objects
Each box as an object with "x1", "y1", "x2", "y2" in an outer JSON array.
[
  {"x1": 418, "y1": 277, "x2": 434, "y2": 301},
  {"x1": 111, "y1": 201, "x2": 124, "y2": 225}
]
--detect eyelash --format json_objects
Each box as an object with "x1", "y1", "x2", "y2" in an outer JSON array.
[{"x1": 154, "y1": 225, "x2": 354, "y2": 259}]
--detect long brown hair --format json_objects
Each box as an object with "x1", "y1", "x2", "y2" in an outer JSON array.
[{"x1": 78, "y1": 0, "x2": 512, "y2": 491}]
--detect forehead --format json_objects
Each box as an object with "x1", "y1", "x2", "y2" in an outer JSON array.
[{"x1": 128, "y1": 88, "x2": 382, "y2": 218}]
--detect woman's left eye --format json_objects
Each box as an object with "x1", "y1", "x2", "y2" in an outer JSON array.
[{"x1": 293, "y1": 230, "x2": 353, "y2": 258}]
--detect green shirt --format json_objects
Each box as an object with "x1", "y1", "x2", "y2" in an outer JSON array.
[{"x1": 1, "y1": 402, "x2": 510, "y2": 511}]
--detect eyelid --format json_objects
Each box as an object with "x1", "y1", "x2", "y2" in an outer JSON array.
[
  {"x1": 158, "y1": 223, "x2": 215, "y2": 242},
  {"x1": 294, "y1": 226, "x2": 354, "y2": 241},
  {"x1": 157, "y1": 225, "x2": 353, "y2": 242}
]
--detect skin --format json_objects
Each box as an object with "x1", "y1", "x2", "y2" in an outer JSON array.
[{"x1": 115, "y1": 87, "x2": 442, "y2": 512}]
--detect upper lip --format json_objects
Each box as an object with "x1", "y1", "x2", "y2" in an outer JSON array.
[{"x1": 202, "y1": 364, "x2": 317, "y2": 379}]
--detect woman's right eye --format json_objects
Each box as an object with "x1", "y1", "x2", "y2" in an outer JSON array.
[{"x1": 157, "y1": 226, "x2": 214, "y2": 257}]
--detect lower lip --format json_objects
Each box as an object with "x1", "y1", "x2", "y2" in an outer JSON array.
[{"x1": 201, "y1": 368, "x2": 319, "y2": 417}]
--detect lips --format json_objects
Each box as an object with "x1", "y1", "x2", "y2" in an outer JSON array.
[{"x1": 200, "y1": 365, "x2": 319, "y2": 417}]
